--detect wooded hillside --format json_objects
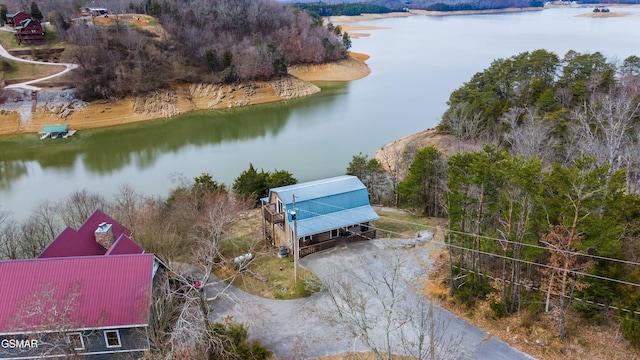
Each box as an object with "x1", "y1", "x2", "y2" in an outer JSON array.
[
  {"x1": 13, "y1": 0, "x2": 349, "y2": 100},
  {"x1": 386, "y1": 49, "x2": 640, "y2": 348}
]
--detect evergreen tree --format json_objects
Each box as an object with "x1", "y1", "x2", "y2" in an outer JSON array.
[
  {"x1": 0, "y1": 5, "x2": 7, "y2": 26},
  {"x1": 397, "y1": 146, "x2": 446, "y2": 217},
  {"x1": 233, "y1": 165, "x2": 297, "y2": 206},
  {"x1": 233, "y1": 164, "x2": 269, "y2": 206},
  {"x1": 30, "y1": 2, "x2": 43, "y2": 21},
  {"x1": 267, "y1": 170, "x2": 297, "y2": 189},
  {"x1": 346, "y1": 153, "x2": 387, "y2": 203},
  {"x1": 193, "y1": 173, "x2": 226, "y2": 194}
]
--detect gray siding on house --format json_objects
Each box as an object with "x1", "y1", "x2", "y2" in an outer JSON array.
[{"x1": 0, "y1": 327, "x2": 149, "y2": 359}]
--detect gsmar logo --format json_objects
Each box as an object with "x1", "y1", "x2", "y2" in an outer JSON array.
[{"x1": 1, "y1": 339, "x2": 38, "y2": 349}]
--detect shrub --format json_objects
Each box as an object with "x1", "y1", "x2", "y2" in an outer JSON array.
[
  {"x1": 452, "y1": 271, "x2": 494, "y2": 309},
  {"x1": 0, "y1": 59, "x2": 13, "y2": 71},
  {"x1": 209, "y1": 322, "x2": 272, "y2": 359}
]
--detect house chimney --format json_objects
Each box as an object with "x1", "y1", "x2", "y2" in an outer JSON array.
[{"x1": 95, "y1": 222, "x2": 115, "y2": 249}]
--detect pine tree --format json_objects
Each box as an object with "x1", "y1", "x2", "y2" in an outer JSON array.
[{"x1": 30, "y1": 2, "x2": 43, "y2": 21}]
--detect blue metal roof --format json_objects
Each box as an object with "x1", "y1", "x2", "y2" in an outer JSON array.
[
  {"x1": 268, "y1": 175, "x2": 379, "y2": 237},
  {"x1": 295, "y1": 205, "x2": 379, "y2": 237},
  {"x1": 270, "y1": 175, "x2": 367, "y2": 205}
]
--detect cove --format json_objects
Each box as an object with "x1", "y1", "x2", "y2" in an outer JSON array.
[{"x1": 3, "y1": 7, "x2": 640, "y2": 219}]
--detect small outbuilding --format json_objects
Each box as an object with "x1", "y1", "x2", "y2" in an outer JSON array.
[{"x1": 262, "y1": 175, "x2": 379, "y2": 258}]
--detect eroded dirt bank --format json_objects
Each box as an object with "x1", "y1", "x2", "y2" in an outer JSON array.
[{"x1": 0, "y1": 53, "x2": 371, "y2": 137}]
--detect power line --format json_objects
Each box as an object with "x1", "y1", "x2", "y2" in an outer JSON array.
[
  {"x1": 301, "y1": 197, "x2": 640, "y2": 268},
  {"x1": 280, "y1": 202, "x2": 640, "y2": 317},
  {"x1": 325, "y1": 221, "x2": 640, "y2": 315},
  {"x1": 291, "y1": 205, "x2": 640, "y2": 316},
  {"x1": 453, "y1": 265, "x2": 640, "y2": 317},
  {"x1": 287, "y1": 201, "x2": 640, "y2": 289}
]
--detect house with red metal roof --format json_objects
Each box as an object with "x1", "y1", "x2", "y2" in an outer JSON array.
[
  {"x1": 6, "y1": 11, "x2": 29, "y2": 27},
  {"x1": 0, "y1": 210, "x2": 167, "y2": 359},
  {"x1": 14, "y1": 17, "x2": 45, "y2": 45}
]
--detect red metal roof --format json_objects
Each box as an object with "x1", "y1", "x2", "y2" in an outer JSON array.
[
  {"x1": 39, "y1": 209, "x2": 132, "y2": 258},
  {"x1": 0, "y1": 254, "x2": 155, "y2": 333},
  {"x1": 105, "y1": 234, "x2": 144, "y2": 255}
]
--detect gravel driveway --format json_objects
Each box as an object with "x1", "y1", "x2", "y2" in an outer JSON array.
[{"x1": 209, "y1": 239, "x2": 536, "y2": 359}]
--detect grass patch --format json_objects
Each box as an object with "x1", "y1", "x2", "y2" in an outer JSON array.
[
  {"x1": 0, "y1": 31, "x2": 18, "y2": 49},
  {"x1": 215, "y1": 241, "x2": 321, "y2": 300},
  {"x1": 0, "y1": 25, "x2": 63, "y2": 50},
  {"x1": 43, "y1": 27, "x2": 61, "y2": 45},
  {"x1": 213, "y1": 209, "x2": 321, "y2": 300},
  {"x1": 373, "y1": 208, "x2": 436, "y2": 239},
  {"x1": 143, "y1": 17, "x2": 160, "y2": 26},
  {"x1": 0, "y1": 26, "x2": 68, "y2": 84},
  {"x1": 0, "y1": 60, "x2": 66, "y2": 82},
  {"x1": 211, "y1": 207, "x2": 442, "y2": 300}
]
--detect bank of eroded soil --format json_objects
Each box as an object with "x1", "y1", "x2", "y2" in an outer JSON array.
[{"x1": 0, "y1": 53, "x2": 371, "y2": 137}]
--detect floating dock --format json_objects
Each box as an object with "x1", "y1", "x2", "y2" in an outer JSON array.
[{"x1": 39, "y1": 124, "x2": 76, "y2": 139}]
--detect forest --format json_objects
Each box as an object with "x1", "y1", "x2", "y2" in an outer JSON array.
[
  {"x1": 294, "y1": 3, "x2": 395, "y2": 16},
  {"x1": 366, "y1": 49, "x2": 640, "y2": 347},
  {"x1": 287, "y1": 0, "x2": 546, "y2": 11},
  {"x1": 426, "y1": 0, "x2": 543, "y2": 11},
  {"x1": 5, "y1": 0, "x2": 350, "y2": 100}
]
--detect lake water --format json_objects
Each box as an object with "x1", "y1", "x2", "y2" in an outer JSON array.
[{"x1": 3, "y1": 6, "x2": 640, "y2": 219}]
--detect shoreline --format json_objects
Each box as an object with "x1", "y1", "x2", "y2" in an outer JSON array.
[
  {"x1": 413, "y1": 7, "x2": 543, "y2": 16},
  {"x1": 0, "y1": 53, "x2": 371, "y2": 137},
  {"x1": 0, "y1": 4, "x2": 611, "y2": 138}
]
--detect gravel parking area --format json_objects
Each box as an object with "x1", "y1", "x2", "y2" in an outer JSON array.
[{"x1": 209, "y1": 239, "x2": 536, "y2": 359}]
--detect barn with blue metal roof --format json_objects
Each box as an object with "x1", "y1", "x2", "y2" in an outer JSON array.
[{"x1": 261, "y1": 175, "x2": 378, "y2": 258}]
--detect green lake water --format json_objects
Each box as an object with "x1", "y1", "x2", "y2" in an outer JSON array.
[{"x1": 3, "y1": 7, "x2": 640, "y2": 218}]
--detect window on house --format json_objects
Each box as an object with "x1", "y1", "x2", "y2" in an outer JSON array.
[
  {"x1": 277, "y1": 199, "x2": 284, "y2": 213},
  {"x1": 67, "y1": 333, "x2": 85, "y2": 351},
  {"x1": 104, "y1": 330, "x2": 121, "y2": 348},
  {"x1": 330, "y1": 229, "x2": 339, "y2": 238}
]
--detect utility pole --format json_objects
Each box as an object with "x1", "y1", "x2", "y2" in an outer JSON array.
[{"x1": 291, "y1": 194, "x2": 298, "y2": 283}]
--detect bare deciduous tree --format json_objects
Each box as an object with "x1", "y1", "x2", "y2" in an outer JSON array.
[
  {"x1": 571, "y1": 88, "x2": 640, "y2": 186},
  {"x1": 323, "y1": 251, "x2": 462, "y2": 360},
  {"x1": 0, "y1": 215, "x2": 21, "y2": 260},
  {"x1": 9, "y1": 283, "x2": 101, "y2": 359},
  {"x1": 541, "y1": 225, "x2": 593, "y2": 340},
  {"x1": 441, "y1": 103, "x2": 483, "y2": 150},
  {"x1": 56, "y1": 189, "x2": 111, "y2": 229},
  {"x1": 502, "y1": 106, "x2": 557, "y2": 162}
]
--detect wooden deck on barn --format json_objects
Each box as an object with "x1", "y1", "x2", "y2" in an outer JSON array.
[{"x1": 299, "y1": 229, "x2": 376, "y2": 258}]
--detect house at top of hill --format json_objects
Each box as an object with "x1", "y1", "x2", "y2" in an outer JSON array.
[
  {"x1": 14, "y1": 17, "x2": 45, "y2": 44},
  {"x1": 6, "y1": 11, "x2": 29, "y2": 27},
  {"x1": 80, "y1": 7, "x2": 110, "y2": 16},
  {"x1": 261, "y1": 175, "x2": 379, "y2": 258},
  {"x1": 0, "y1": 209, "x2": 168, "y2": 359}
]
